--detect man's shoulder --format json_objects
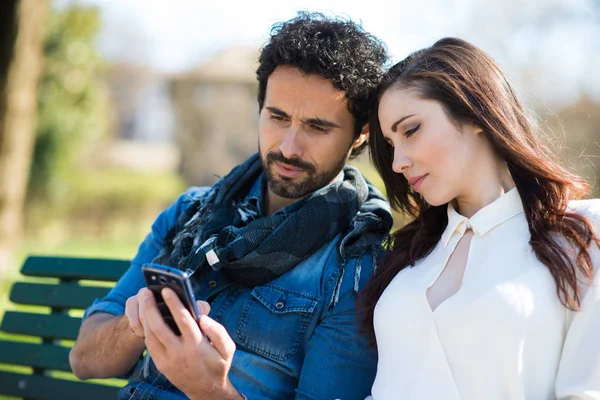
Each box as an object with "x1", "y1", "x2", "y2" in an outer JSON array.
[
  {"x1": 179, "y1": 186, "x2": 213, "y2": 203},
  {"x1": 152, "y1": 186, "x2": 213, "y2": 231},
  {"x1": 320, "y1": 235, "x2": 381, "y2": 295},
  {"x1": 167, "y1": 186, "x2": 213, "y2": 213}
]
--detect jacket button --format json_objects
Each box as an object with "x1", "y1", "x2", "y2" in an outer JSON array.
[
  {"x1": 275, "y1": 301, "x2": 285, "y2": 309},
  {"x1": 208, "y1": 280, "x2": 217, "y2": 288}
]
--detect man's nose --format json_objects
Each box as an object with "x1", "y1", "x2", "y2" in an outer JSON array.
[{"x1": 279, "y1": 127, "x2": 303, "y2": 160}]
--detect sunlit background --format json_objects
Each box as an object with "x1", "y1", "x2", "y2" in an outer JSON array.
[{"x1": 0, "y1": 0, "x2": 599, "y2": 335}]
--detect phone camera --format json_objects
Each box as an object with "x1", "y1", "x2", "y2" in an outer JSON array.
[{"x1": 159, "y1": 276, "x2": 167, "y2": 284}]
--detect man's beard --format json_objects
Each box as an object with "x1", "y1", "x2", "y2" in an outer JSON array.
[{"x1": 260, "y1": 150, "x2": 348, "y2": 199}]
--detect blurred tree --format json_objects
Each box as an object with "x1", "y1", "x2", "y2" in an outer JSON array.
[
  {"x1": 0, "y1": 0, "x2": 48, "y2": 273},
  {"x1": 27, "y1": 5, "x2": 108, "y2": 209}
]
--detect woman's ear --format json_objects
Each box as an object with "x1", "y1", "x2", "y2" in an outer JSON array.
[{"x1": 463, "y1": 122, "x2": 484, "y2": 136}]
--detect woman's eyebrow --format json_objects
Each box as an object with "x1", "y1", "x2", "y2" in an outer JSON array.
[{"x1": 391, "y1": 114, "x2": 415, "y2": 132}]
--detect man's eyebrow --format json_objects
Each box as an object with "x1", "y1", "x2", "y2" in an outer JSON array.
[
  {"x1": 303, "y1": 117, "x2": 341, "y2": 129},
  {"x1": 265, "y1": 106, "x2": 290, "y2": 117},
  {"x1": 391, "y1": 114, "x2": 415, "y2": 132},
  {"x1": 265, "y1": 107, "x2": 341, "y2": 129}
]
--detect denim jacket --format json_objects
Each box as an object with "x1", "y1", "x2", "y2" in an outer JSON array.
[{"x1": 83, "y1": 177, "x2": 384, "y2": 400}]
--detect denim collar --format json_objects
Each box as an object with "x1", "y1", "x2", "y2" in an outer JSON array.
[{"x1": 247, "y1": 172, "x2": 264, "y2": 217}]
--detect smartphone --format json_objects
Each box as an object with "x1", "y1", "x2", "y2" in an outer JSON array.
[{"x1": 141, "y1": 263, "x2": 201, "y2": 336}]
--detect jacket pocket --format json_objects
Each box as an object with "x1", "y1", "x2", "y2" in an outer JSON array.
[{"x1": 236, "y1": 284, "x2": 319, "y2": 361}]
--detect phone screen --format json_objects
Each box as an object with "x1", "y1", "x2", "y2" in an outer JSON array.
[{"x1": 142, "y1": 263, "x2": 201, "y2": 336}]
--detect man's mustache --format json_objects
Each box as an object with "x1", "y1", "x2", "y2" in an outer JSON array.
[{"x1": 266, "y1": 152, "x2": 316, "y2": 174}]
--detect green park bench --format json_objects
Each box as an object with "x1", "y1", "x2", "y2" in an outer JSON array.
[{"x1": 0, "y1": 256, "x2": 131, "y2": 399}]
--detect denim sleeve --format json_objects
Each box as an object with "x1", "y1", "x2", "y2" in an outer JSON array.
[
  {"x1": 82, "y1": 186, "x2": 209, "y2": 321},
  {"x1": 295, "y1": 252, "x2": 378, "y2": 400}
]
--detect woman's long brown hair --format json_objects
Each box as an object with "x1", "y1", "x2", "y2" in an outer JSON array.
[{"x1": 360, "y1": 37, "x2": 599, "y2": 344}]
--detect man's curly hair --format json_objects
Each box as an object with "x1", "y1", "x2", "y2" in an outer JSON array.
[{"x1": 256, "y1": 12, "x2": 388, "y2": 158}]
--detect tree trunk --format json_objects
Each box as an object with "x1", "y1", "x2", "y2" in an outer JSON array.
[{"x1": 0, "y1": 0, "x2": 47, "y2": 274}]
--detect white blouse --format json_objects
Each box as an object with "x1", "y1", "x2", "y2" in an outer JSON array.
[{"x1": 369, "y1": 188, "x2": 600, "y2": 400}]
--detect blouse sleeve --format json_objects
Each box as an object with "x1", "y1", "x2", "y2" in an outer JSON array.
[{"x1": 555, "y1": 199, "x2": 600, "y2": 399}]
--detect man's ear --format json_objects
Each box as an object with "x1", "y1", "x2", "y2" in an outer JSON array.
[{"x1": 352, "y1": 123, "x2": 369, "y2": 149}]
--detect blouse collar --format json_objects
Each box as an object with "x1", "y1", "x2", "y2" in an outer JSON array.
[{"x1": 441, "y1": 187, "x2": 524, "y2": 248}]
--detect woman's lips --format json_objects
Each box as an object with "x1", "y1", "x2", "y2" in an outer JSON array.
[{"x1": 408, "y1": 174, "x2": 427, "y2": 191}]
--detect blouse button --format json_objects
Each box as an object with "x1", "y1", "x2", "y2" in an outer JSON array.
[
  {"x1": 208, "y1": 280, "x2": 217, "y2": 288},
  {"x1": 275, "y1": 301, "x2": 285, "y2": 310}
]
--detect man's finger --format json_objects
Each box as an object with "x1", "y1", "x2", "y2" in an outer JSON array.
[
  {"x1": 144, "y1": 325, "x2": 167, "y2": 359},
  {"x1": 125, "y1": 295, "x2": 144, "y2": 337},
  {"x1": 140, "y1": 288, "x2": 180, "y2": 348},
  {"x1": 162, "y1": 288, "x2": 202, "y2": 342},
  {"x1": 137, "y1": 288, "x2": 151, "y2": 329},
  {"x1": 197, "y1": 300, "x2": 211, "y2": 315},
  {"x1": 199, "y1": 315, "x2": 236, "y2": 360}
]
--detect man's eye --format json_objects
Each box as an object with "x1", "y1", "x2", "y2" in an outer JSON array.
[
  {"x1": 310, "y1": 124, "x2": 328, "y2": 133},
  {"x1": 270, "y1": 115, "x2": 285, "y2": 121}
]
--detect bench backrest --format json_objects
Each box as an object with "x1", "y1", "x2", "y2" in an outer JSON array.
[{"x1": 0, "y1": 256, "x2": 130, "y2": 400}]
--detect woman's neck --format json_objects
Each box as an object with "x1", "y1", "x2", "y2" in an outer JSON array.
[{"x1": 454, "y1": 161, "x2": 515, "y2": 218}]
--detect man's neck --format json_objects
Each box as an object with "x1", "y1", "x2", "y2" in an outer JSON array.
[
  {"x1": 263, "y1": 171, "x2": 345, "y2": 217},
  {"x1": 264, "y1": 190, "x2": 305, "y2": 217}
]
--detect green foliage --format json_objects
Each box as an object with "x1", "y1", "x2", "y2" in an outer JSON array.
[
  {"x1": 28, "y1": 5, "x2": 108, "y2": 202},
  {"x1": 26, "y1": 168, "x2": 187, "y2": 241},
  {"x1": 21, "y1": 5, "x2": 190, "y2": 241},
  {"x1": 62, "y1": 169, "x2": 187, "y2": 233}
]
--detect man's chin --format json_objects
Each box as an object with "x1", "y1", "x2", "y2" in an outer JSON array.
[
  {"x1": 267, "y1": 178, "x2": 311, "y2": 200},
  {"x1": 275, "y1": 174, "x2": 294, "y2": 183}
]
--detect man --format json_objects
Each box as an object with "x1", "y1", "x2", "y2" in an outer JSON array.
[{"x1": 69, "y1": 12, "x2": 392, "y2": 400}]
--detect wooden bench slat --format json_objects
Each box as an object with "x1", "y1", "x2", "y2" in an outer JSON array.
[
  {"x1": 0, "y1": 341, "x2": 71, "y2": 372},
  {"x1": 9, "y1": 282, "x2": 110, "y2": 309},
  {"x1": 1, "y1": 256, "x2": 135, "y2": 396},
  {"x1": 21, "y1": 256, "x2": 130, "y2": 282},
  {"x1": 0, "y1": 371, "x2": 120, "y2": 400},
  {"x1": 1, "y1": 312, "x2": 81, "y2": 341}
]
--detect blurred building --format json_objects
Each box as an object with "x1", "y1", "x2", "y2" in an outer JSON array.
[
  {"x1": 169, "y1": 46, "x2": 260, "y2": 186},
  {"x1": 104, "y1": 63, "x2": 174, "y2": 142},
  {"x1": 88, "y1": 63, "x2": 180, "y2": 173}
]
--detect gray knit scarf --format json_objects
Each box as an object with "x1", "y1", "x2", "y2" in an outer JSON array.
[{"x1": 154, "y1": 153, "x2": 392, "y2": 288}]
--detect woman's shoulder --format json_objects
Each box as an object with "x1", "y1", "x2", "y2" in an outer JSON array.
[
  {"x1": 568, "y1": 198, "x2": 600, "y2": 274},
  {"x1": 568, "y1": 198, "x2": 600, "y2": 228},
  {"x1": 569, "y1": 199, "x2": 600, "y2": 276}
]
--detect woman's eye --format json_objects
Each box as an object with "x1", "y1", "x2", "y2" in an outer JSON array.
[{"x1": 405, "y1": 124, "x2": 420, "y2": 137}]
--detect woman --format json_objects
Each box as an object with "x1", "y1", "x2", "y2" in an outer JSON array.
[{"x1": 361, "y1": 37, "x2": 600, "y2": 400}]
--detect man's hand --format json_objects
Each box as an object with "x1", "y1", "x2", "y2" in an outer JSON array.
[
  {"x1": 124, "y1": 288, "x2": 147, "y2": 338},
  {"x1": 138, "y1": 287, "x2": 243, "y2": 400}
]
